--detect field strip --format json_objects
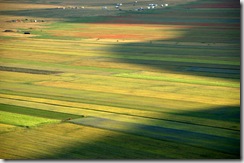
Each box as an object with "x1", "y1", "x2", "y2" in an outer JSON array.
[
  {"x1": 1, "y1": 39, "x2": 239, "y2": 56},
  {"x1": 0, "y1": 123, "x2": 17, "y2": 133},
  {"x1": 0, "y1": 46, "x2": 101, "y2": 57},
  {"x1": 0, "y1": 2, "x2": 58, "y2": 10},
  {"x1": 0, "y1": 0, "x2": 240, "y2": 159},
  {"x1": 5, "y1": 37, "x2": 239, "y2": 50},
  {"x1": 0, "y1": 40, "x2": 110, "y2": 49},
  {"x1": 114, "y1": 73, "x2": 240, "y2": 88},
  {"x1": 0, "y1": 90, "x2": 239, "y2": 137},
  {"x1": 0, "y1": 45, "x2": 239, "y2": 66},
  {"x1": 0, "y1": 42, "x2": 238, "y2": 58},
  {"x1": 0, "y1": 94, "x2": 240, "y2": 131},
  {"x1": 0, "y1": 66, "x2": 62, "y2": 74},
  {"x1": 0, "y1": 93, "x2": 166, "y2": 117},
  {"x1": 47, "y1": 73, "x2": 239, "y2": 99},
  {"x1": 1, "y1": 42, "x2": 238, "y2": 56},
  {"x1": 0, "y1": 58, "x2": 133, "y2": 73},
  {"x1": 0, "y1": 40, "x2": 112, "y2": 49},
  {"x1": 70, "y1": 117, "x2": 239, "y2": 154},
  {"x1": 0, "y1": 103, "x2": 82, "y2": 120},
  {"x1": 0, "y1": 123, "x2": 166, "y2": 159},
  {"x1": 106, "y1": 55, "x2": 239, "y2": 66},
  {"x1": 0, "y1": 123, "x2": 235, "y2": 159},
  {"x1": 0, "y1": 44, "x2": 111, "y2": 56},
  {"x1": 2, "y1": 82, "x2": 219, "y2": 112},
  {"x1": 36, "y1": 81, "x2": 239, "y2": 105},
  {"x1": 0, "y1": 110, "x2": 59, "y2": 127}
]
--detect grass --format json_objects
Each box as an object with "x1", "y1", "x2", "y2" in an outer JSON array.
[
  {"x1": 0, "y1": 123, "x2": 17, "y2": 134},
  {"x1": 0, "y1": 0, "x2": 240, "y2": 159},
  {"x1": 35, "y1": 80, "x2": 239, "y2": 106},
  {"x1": 0, "y1": 123, "x2": 238, "y2": 159},
  {"x1": 0, "y1": 57, "x2": 134, "y2": 73},
  {"x1": 107, "y1": 53, "x2": 239, "y2": 66},
  {"x1": 0, "y1": 103, "x2": 83, "y2": 120},
  {"x1": 114, "y1": 72, "x2": 240, "y2": 87},
  {"x1": 0, "y1": 93, "x2": 240, "y2": 132},
  {"x1": 0, "y1": 110, "x2": 59, "y2": 127}
]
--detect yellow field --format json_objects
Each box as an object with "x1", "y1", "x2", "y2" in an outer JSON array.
[
  {"x1": 0, "y1": 0, "x2": 240, "y2": 159},
  {"x1": 0, "y1": 123, "x2": 237, "y2": 159}
]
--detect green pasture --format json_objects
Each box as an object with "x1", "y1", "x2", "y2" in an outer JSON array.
[
  {"x1": 0, "y1": 110, "x2": 59, "y2": 127},
  {"x1": 0, "y1": 103, "x2": 82, "y2": 120},
  {"x1": 115, "y1": 72, "x2": 239, "y2": 87},
  {"x1": 0, "y1": 0, "x2": 240, "y2": 159}
]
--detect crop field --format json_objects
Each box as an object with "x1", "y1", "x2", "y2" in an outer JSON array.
[{"x1": 0, "y1": 0, "x2": 240, "y2": 160}]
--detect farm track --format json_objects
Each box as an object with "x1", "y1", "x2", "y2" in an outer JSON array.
[
  {"x1": 0, "y1": 0, "x2": 240, "y2": 159},
  {"x1": 0, "y1": 66, "x2": 62, "y2": 74}
]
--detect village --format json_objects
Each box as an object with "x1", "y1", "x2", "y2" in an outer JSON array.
[
  {"x1": 3, "y1": 0, "x2": 170, "y2": 35},
  {"x1": 6, "y1": 19, "x2": 45, "y2": 23},
  {"x1": 56, "y1": 1, "x2": 169, "y2": 11}
]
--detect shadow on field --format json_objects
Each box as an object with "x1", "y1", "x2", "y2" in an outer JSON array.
[
  {"x1": 171, "y1": 105, "x2": 240, "y2": 123},
  {"x1": 0, "y1": 0, "x2": 240, "y2": 80},
  {"x1": 0, "y1": 8, "x2": 119, "y2": 19},
  {"x1": 108, "y1": 39, "x2": 240, "y2": 80},
  {"x1": 104, "y1": 0, "x2": 240, "y2": 80},
  {"x1": 0, "y1": 0, "x2": 240, "y2": 159},
  {"x1": 35, "y1": 105, "x2": 240, "y2": 159}
]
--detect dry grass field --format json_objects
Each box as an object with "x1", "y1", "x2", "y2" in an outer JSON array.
[{"x1": 0, "y1": 0, "x2": 240, "y2": 159}]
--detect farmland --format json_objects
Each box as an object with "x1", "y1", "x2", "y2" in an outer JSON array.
[{"x1": 0, "y1": 0, "x2": 240, "y2": 159}]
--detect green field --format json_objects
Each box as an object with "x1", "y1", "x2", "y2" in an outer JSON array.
[{"x1": 0, "y1": 0, "x2": 240, "y2": 159}]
